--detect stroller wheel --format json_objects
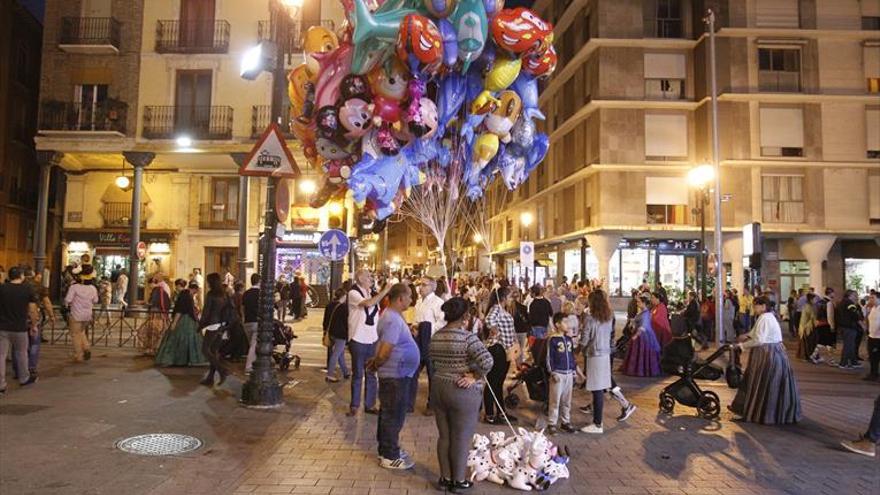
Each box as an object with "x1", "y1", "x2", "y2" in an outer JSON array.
[
  {"x1": 504, "y1": 393, "x2": 520, "y2": 409},
  {"x1": 697, "y1": 391, "x2": 721, "y2": 419},
  {"x1": 659, "y1": 392, "x2": 675, "y2": 414}
]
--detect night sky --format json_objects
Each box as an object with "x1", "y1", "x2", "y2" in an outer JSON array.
[{"x1": 18, "y1": 0, "x2": 45, "y2": 22}]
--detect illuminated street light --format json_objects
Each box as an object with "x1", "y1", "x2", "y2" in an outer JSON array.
[
  {"x1": 240, "y1": 41, "x2": 278, "y2": 80},
  {"x1": 687, "y1": 164, "x2": 715, "y2": 188},
  {"x1": 299, "y1": 178, "x2": 316, "y2": 194},
  {"x1": 176, "y1": 135, "x2": 193, "y2": 148},
  {"x1": 115, "y1": 175, "x2": 130, "y2": 189},
  {"x1": 520, "y1": 211, "x2": 534, "y2": 227},
  {"x1": 473, "y1": 232, "x2": 483, "y2": 244},
  {"x1": 368, "y1": 242, "x2": 377, "y2": 253},
  {"x1": 327, "y1": 202, "x2": 344, "y2": 215}
]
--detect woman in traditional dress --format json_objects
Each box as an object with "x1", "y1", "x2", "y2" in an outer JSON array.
[
  {"x1": 155, "y1": 279, "x2": 207, "y2": 367},
  {"x1": 728, "y1": 296, "x2": 802, "y2": 425},
  {"x1": 797, "y1": 293, "x2": 817, "y2": 361},
  {"x1": 138, "y1": 275, "x2": 171, "y2": 356},
  {"x1": 621, "y1": 293, "x2": 662, "y2": 377},
  {"x1": 650, "y1": 292, "x2": 672, "y2": 348}
]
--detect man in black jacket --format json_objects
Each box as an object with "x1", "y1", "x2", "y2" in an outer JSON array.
[
  {"x1": 528, "y1": 285, "x2": 553, "y2": 340},
  {"x1": 836, "y1": 289, "x2": 865, "y2": 369}
]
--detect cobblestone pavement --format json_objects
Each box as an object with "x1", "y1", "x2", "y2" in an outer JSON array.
[{"x1": 1, "y1": 312, "x2": 878, "y2": 495}]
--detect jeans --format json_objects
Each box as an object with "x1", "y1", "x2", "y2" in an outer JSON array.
[
  {"x1": 243, "y1": 322, "x2": 258, "y2": 372},
  {"x1": 531, "y1": 326, "x2": 547, "y2": 339},
  {"x1": 840, "y1": 327, "x2": 860, "y2": 367},
  {"x1": 349, "y1": 340, "x2": 378, "y2": 410},
  {"x1": 547, "y1": 372, "x2": 573, "y2": 426},
  {"x1": 11, "y1": 327, "x2": 40, "y2": 374},
  {"x1": 867, "y1": 337, "x2": 880, "y2": 377},
  {"x1": 591, "y1": 390, "x2": 605, "y2": 426},
  {"x1": 201, "y1": 329, "x2": 227, "y2": 382},
  {"x1": 408, "y1": 359, "x2": 434, "y2": 411},
  {"x1": 327, "y1": 338, "x2": 349, "y2": 378},
  {"x1": 431, "y1": 379, "x2": 482, "y2": 482},
  {"x1": 483, "y1": 343, "x2": 509, "y2": 418},
  {"x1": 866, "y1": 394, "x2": 880, "y2": 443},
  {"x1": 377, "y1": 376, "x2": 411, "y2": 460},
  {"x1": 0, "y1": 331, "x2": 30, "y2": 389}
]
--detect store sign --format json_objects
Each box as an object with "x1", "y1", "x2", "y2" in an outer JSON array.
[
  {"x1": 65, "y1": 231, "x2": 173, "y2": 247},
  {"x1": 619, "y1": 239, "x2": 701, "y2": 252},
  {"x1": 278, "y1": 229, "x2": 322, "y2": 245}
]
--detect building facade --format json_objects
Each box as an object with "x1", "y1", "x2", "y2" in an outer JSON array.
[
  {"x1": 36, "y1": 0, "x2": 345, "y2": 300},
  {"x1": 487, "y1": 0, "x2": 880, "y2": 299}
]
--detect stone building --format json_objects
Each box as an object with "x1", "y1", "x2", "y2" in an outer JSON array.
[{"x1": 486, "y1": 0, "x2": 880, "y2": 299}]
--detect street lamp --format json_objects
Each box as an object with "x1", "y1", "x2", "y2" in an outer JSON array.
[
  {"x1": 520, "y1": 211, "x2": 534, "y2": 288},
  {"x1": 472, "y1": 232, "x2": 483, "y2": 244},
  {"x1": 298, "y1": 178, "x2": 316, "y2": 195},
  {"x1": 704, "y1": 8, "x2": 724, "y2": 347},
  {"x1": 688, "y1": 164, "x2": 714, "y2": 300}
]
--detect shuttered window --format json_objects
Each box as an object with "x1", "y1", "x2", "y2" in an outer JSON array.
[
  {"x1": 760, "y1": 107, "x2": 804, "y2": 156},
  {"x1": 865, "y1": 46, "x2": 880, "y2": 93},
  {"x1": 762, "y1": 175, "x2": 804, "y2": 223},
  {"x1": 645, "y1": 113, "x2": 688, "y2": 159},
  {"x1": 869, "y1": 173, "x2": 880, "y2": 220},
  {"x1": 755, "y1": 0, "x2": 800, "y2": 28},
  {"x1": 646, "y1": 177, "x2": 689, "y2": 225},
  {"x1": 867, "y1": 108, "x2": 880, "y2": 157}
]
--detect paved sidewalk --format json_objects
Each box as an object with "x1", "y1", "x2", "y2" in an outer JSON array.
[{"x1": 1, "y1": 313, "x2": 878, "y2": 495}]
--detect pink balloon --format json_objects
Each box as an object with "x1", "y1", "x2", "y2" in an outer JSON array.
[{"x1": 314, "y1": 44, "x2": 353, "y2": 109}]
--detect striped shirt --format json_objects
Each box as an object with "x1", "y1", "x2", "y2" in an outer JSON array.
[
  {"x1": 429, "y1": 326, "x2": 494, "y2": 384},
  {"x1": 485, "y1": 304, "x2": 516, "y2": 349}
]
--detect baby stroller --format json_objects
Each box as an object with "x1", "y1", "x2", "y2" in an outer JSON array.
[
  {"x1": 271, "y1": 320, "x2": 300, "y2": 371},
  {"x1": 659, "y1": 344, "x2": 738, "y2": 419},
  {"x1": 504, "y1": 338, "x2": 549, "y2": 409}
]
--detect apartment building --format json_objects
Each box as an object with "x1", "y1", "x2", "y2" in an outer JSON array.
[
  {"x1": 35, "y1": 0, "x2": 345, "y2": 299},
  {"x1": 486, "y1": 0, "x2": 880, "y2": 298}
]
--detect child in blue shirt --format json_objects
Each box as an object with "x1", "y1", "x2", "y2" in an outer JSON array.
[{"x1": 546, "y1": 312, "x2": 577, "y2": 434}]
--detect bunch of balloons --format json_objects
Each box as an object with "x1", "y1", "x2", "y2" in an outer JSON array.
[{"x1": 288, "y1": 0, "x2": 556, "y2": 221}]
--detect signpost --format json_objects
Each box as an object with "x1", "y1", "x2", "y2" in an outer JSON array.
[
  {"x1": 240, "y1": 123, "x2": 300, "y2": 408},
  {"x1": 520, "y1": 241, "x2": 534, "y2": 289},
  {"x1": 320, "y1": 229, "x2": 350, "y2": 295}
]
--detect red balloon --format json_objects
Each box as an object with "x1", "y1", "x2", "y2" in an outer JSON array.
[
  {"x1": 522, "y1": 45, "x2": 557, "y2": 78},
  {"x1": 396, "y1": 14, "x2": 443, "y2": 74},
  {"x1": 491, "y1": 8, "x2": 554, "y2": 56}
]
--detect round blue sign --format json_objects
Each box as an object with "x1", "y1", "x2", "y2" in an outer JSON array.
[{"x1": 319, "y1": 229, "x2": 350, "y2": 261}]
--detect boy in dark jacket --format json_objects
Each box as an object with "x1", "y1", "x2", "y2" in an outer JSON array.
[{"x1": 546, "y1": 313, "x2": 576, "y2": 434}]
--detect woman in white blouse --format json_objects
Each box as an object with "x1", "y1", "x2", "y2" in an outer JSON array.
[{"x1": 728, "y1": 296, "x2": 802, "y2": 424}]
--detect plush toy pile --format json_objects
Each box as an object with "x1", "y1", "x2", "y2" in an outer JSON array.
[
  {"x1": 288, "y1": 0, "x2": 556, "y2": 222},
  {"x1": 467, "y1": 428, "x2": 571, "y2": 491}
]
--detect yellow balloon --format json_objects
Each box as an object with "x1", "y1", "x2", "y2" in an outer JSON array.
[
  {"x1": 485, "y1": 56, "x2": 522, "y2": 92},
  {"x1": 303, "y1": 26, "x2": 339, "y2": 77},
  {"x1": 474, "y1": 133, "x2": 500, "y2": 168}
]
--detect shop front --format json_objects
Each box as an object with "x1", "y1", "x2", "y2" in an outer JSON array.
[
  {"x1": 608, "y1": 239, "x2": 701, "y2": 299},
  {"x1": 275, "y1": 229, "x2": 332, "y2": 305},
  {"x1": 843, "y1": 240, "x2": 880, "y2": 293}
]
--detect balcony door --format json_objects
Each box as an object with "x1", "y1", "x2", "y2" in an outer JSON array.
[
  {"x1": 175, "y1": 70, "x2": 212, "y2": 137},
  {"x1": 74, "y1": 84, "x2": 108, "y2": 131},
  {"x1": 180, "y1": 0, "x2": 216, "y2": 48},
  {"x1": 211, "y1": 177, "x2": 239, "y2": 225}
]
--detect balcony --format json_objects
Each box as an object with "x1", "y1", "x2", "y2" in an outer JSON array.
[
  {"x1": 142, "y1": 106, "x2": 233, "y2": 140},
  {"x1": 155, "y1": 20, "x2": 230, "y2": 54},
  {"x1": 199, "y1": 203, "x2": 238, "y2": 230},
  {"x1": 258, "y1": 19, "x2": 335, "y2": 62},
  {"x1": 101, "y1": 202, "x2": 147, "y2": 229},
  {"x1": 251, "y1": 104, "x2": 293, "y2": 139},
  {"x1": 759, "y1": 70, "x2": 801, "y2": 93},
  {"x1": 645, "y1": 79, "x2": 685, "y2": 100},
  {"x1": 59, "y1": 17, "x2": 121, "y2": 54},
  {"x1": 39, "y1": 100, "x2": 127, "y2": 136}
]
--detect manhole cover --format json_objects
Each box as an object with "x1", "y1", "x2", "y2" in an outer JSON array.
[{"x1": 115, "y1": 433, "x2": 202, "y2": 456}]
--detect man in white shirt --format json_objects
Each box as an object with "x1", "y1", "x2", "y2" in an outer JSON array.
[
  {"x1": 409, "y1": 277, "x2": 445, "y2": 414},
  {"x1": 347, "y1": 268, "x2": 392, "y2": 416},
  {"x1": 865, "y1": 292, "x2": 880, "y2": 381},
  {"x1": 116, "y1": 270, "x2": 128, "y2": 308}
]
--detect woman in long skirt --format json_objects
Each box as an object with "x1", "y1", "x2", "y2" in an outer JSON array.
[
  {"x1": 650, "y1": 293, "x2": 672, "y2": 348},
  {"x1": 729, "y1": 296, "x2": 802, "y2": 425},
  {"x1": 621, "y1": 293, "x2": 662, "y2": 377},
  {"x1": 156, "y1": 280, "x2": 207, "y2": 367},
  {"x1": 138, "y1": 276, "x2": 171, "y2": 356},
  {"x1": 797, "y1": 293, "x2": 817, "y2": 361}
]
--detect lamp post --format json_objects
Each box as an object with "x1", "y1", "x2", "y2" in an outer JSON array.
[
  {"x1": 705, "y1": 9, "x2": 724, "y2": 347},
  {"x1": 520, "y1": 211, "x2": 533, "y2": 289},
  {"x1": 688, "y1": 164, "x2": 714, "y2": 300}
]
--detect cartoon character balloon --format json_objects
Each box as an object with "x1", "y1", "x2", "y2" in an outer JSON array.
[
  {"x1": 523, "y1": 45, "x2": 558, "y2": 78},
  {"x1": 397, "y1": 14, "x2": 444, "y2": 75},
  {"x1": 450, "y1": 0, "x2": 488, "y2": 73},
  {"x1": 424, "y1": 0, "x2": 458, "y2": 18},
  {"x1": 368, "y1": 60, "x2": 409, "y2": 125},
  {"x1": 484, "y1": 91, "x2": 522, "y2": 143},
  {"x1": 491, "y1": 8, "x2": 554, "y2": 56},
  {"x1": 339, "y1": 98, "x2": 374, "y2": 139},
  {"x1": 303, "y1": 25, "x2": 339, "y2": 76}
]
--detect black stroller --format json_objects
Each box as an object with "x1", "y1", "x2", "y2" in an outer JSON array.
[
  {"x1": 504, "y1": 338, "x2": 549, "y2": 409},
  {"x1": 659, "y1": 343, "x2": 740, "y2": 419},
  {"x1": 271, "y1": 320, "x2": 300, "y2": 371}
]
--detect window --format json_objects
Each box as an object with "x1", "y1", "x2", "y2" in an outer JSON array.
[
  {"x1": 760, "y1": 107, "x2": 804, "y2": 157},
  {"x1": 645, "y1": 113, "x2": 688, "y2": 159},
  {"x1": 416, "y1": 237, "x2": 423, "y2": 247},
  {"x1": 758, "y1": 47, "x2": 801, "y2": 92},
  {"x1": 755, "y1": 0, "x2": 800, "y2": 28},
  {"x1": 864, "y1": 17, "x2": 880, "y2": 30},
  {"x1": 646, "y1": 177, "x2": 689, "y2": 225},
  {"x1": 762, "y1": 175, "x2": 804, "y2": 223},
  {"x1": 175, "y1": 70, "x2": 212, "y2": 134},
  {"x1": 644, "y1": 53, "x2": 686, "y2": 99},
  {"x1": 537, "y1": 203, "x2": 546, "y2": 240},
  {"x1": 505, "y1": 218, "x2": 513, "y2": 242},
  {"x1": 869, "y1": 173, "x2": 880, "y2": 221},
  {"x1": 862, "y1": 1, "x2": 880, "y2": 29},
  {"x1": 655, "y1": 0, "x2": 682, "y2": 38},
  {"x1": 199, "y1": 177, "x2": 238, "y2": 229},
  {"x1": 74, "y1": 84, "x2": 109, "y2": 131},
  {"x1": 865, "y1": 46, "x2": 880, "y2": 93},
  {"x1": 868, "y1": 108, "x2": 880, "y2": 158}
]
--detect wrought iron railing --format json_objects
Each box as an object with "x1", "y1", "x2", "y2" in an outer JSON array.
[
  {"x1": 251, "y1": 104, "x2": 293, "y2": 138},
  {"x1": 45, "y1": 307, "x2": 170, "y2": 349},
  {"x1": 198, "y1": 203, "x2": 239, "y2": 230},
  {"x1": 257, "y1": 19, "x2": 335, "y2": 55},
  {"x1": 39, "y1": 100, "x2": 127, "y2": 133},
  {"x1": 142, "y1": 105, "x2": 234, "y2": 140},
  {"x1": 101, "y1": 202, "x2": 147, "y2": 228},
  {"x1": 155, "y1": 20, "x2": 230, "y2": 53},
  {"x1": 60, "y1": 17, "x2": 121, "y2": 48}
]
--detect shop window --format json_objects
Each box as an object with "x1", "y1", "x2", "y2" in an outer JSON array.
[
  {"x1": 846, "y1": 258, "x2": 880, "y2": 292},
  {"x1": 646, "y1": 177, "x2": 689, "y2": 225},
  {"x1": 755, "y1": 0, "x2": 800, "y2": 28},
  {"x1": 645, "y1": 113, "x2": 688, "y2": 160},
  {"x1": 759, "y1": 106, "x2": 804, "y2": 157},
  {"x1": 758, "y1": 47, "x2": 801, "y2": 93},
  {"x1": 867, "y1": 108, "x2": 880, "y2": 159},
  {"x1": 762, "y1": 175, "x2": 804, "y2": 223},
  {"x1": 644, "y1": 53, "x2": 686, "y2": 100}
]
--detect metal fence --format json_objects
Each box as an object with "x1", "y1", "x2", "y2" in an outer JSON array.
[
  {"x1": 142, "y1": 105, "x2": 234, "y2": 140},
  {"x1": 45, "y1": 307, "x2": 168, "y2": 349},
  {"x1": 155, "y1": 20, "x2": 230, "y2": 53},
  {"x1": 60, "y1": 17, "x2": 121, "y2": 48}
]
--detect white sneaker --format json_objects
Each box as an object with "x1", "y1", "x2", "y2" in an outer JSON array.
[
  {"x1": 580, "y1": 423, "x2": 603, "y2": 434},
  {"x1": 379, "y1": 456, "x2": 415, "y2": 470}
]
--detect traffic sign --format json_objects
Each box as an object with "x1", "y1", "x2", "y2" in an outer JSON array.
[
  {"x1": 239, "y1": 123, "x2": 301, "y2": 178},
  {"x1": 520, "y1": 241, "x2": 534, "y2": 268},
  {"x1": 319, "y1": 229, "x2": 350, "y2": 262}
]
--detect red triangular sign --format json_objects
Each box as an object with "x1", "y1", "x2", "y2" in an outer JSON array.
[{"x1": 239, "y1": 123, "x2": 301, "y2": 178}]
